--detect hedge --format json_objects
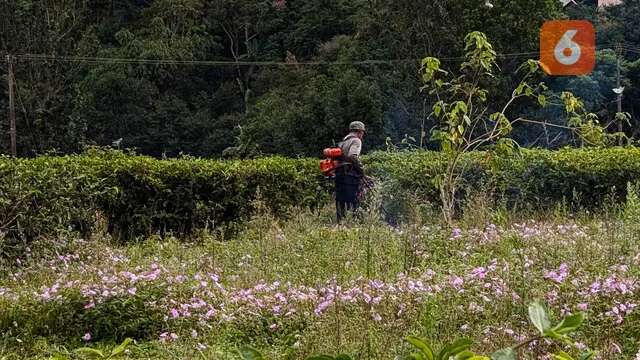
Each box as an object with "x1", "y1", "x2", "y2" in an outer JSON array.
[
  {"x1": 0, "y1": 150, "x2": 328, "y2": 247},
  {"x1": 2, "y1": 147, "x2": 640, "y2": 248}
]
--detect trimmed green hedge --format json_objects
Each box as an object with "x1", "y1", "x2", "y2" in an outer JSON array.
[
  {"x1": 368, "y1": 147, "x2": 640, "y2": 209},
  {"x1": 2, "y1": 147, "x2": 640, "y2": 247},
  {"x1": 0, "y1": 150, "x2": 328, "y2": 246}
]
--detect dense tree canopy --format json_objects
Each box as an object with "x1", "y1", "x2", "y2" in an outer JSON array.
[{"x1": 0, "y1": 0, "x2": 639, "y2": 157}]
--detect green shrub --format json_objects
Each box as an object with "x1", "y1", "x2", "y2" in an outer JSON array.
[
  {"x1": 2, "y1": 147, "x2": 640, "y2": 249},
  {"x1": 0, "y1": 287, "x2": 168, "y2": 345},
  {"x1": 0, "y1": 150, "x2": 330, "y2": 246}
]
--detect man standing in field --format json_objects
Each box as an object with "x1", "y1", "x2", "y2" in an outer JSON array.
[{"x1": 335, "y1": 121, "x2": 366, "y2": 222}]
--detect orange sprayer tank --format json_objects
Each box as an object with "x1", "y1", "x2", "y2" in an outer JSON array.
[
  {"x1": 320, "y1": 147, "x2": 343, "y2": 178},
  {"x1": 323, "y1": 147, "x2": 342, "y2": 158}
]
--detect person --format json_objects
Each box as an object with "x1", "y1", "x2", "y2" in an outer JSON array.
[{"x1": 335, "y1": 121, "x2": 366, "y2": 222}]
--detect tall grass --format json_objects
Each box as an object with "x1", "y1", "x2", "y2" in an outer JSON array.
[{"x1": 0, "y1": 192, "x2": 639, "y2": 359}]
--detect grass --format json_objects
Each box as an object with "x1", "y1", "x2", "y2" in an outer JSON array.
[{"x1": 0, "y1": 197, "x2": 639, "y2": 359}]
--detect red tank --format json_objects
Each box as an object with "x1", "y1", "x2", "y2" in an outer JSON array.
[
  {"x1": 320, "y1": 147, "x2": 343, "y2": 178},
  {"x1": 323, "y1": 147, "x2": 342, "y2": 158}
]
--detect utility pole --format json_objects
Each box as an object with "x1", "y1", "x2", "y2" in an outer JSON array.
[
  {"x1": 615, "y1": 44, "x2": 624, "y2": 146},
  {"x1": 6, "y1": 54, "x2": 16, "y2": 157}
]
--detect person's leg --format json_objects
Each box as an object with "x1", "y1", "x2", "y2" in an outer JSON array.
[{"x1": 336, "y1": 200, "x2": 346, "y2": 222}]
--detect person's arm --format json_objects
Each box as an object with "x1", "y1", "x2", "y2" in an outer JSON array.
[{"x1": 345, "y1": 138, "x2": 363, "y2": 171}]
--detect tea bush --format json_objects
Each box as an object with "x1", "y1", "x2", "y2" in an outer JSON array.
[
  {"x1": 3, "y1": 147, "x2": 640, "y2": 248},
  {"x1": 0, "y1": 150, "x2": 329, "y2": 246}
]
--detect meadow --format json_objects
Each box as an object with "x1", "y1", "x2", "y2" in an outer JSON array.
[{"x1": 1, "y1": 188, "x2": 639, "y2": 359}]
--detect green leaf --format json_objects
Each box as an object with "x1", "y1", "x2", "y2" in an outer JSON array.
[
  {"x1": 490, "y1": 348, "x2": 516, "y2": 360},
  {"x1": 550, "y1": 313, "x2": 584, "y2": 335},
  {"x1": 538, "y1": 94, "x2": 547, "y2": 107},
  {"x1": 74, "y1": 347, "x2": 105, "y2": 359},
  {"x1": 238, "y1": 346, "x2": 266, "y2": 360},
  {"x1": 406, "y1": 353, "x2": 426, "y2": 360},
  {"x1": 578, "y1": 351, "x2": 594, "y2": 360},
  {"x1": 456, "y1": 350, "x2": 488, "y2": 360},
  {"x1": 553, "y1": 351, "x2": 575, "y2": 360},
  {"x1": 335, "y1": 355, "x2": 353, "y2": 360},
  {"x1": 529, "y1": 301, "x2": 551, "y2": 334},
  {"x1": 110, "y1": 337, "x2": 133, "y2": 357},
  {"x1": 48, "y1": 354, "x2": 70, "y2": 360},
  {"x1": 437, "y1": 339, "x2": 472, "y2": 360},
  {"x1": 405, "y1": 336, "x2": 434, "y2": 360}
]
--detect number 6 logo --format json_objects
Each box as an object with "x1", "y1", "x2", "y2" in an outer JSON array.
[{"x1": 540, "y1": 20, "x2": 595, "y2": 76}]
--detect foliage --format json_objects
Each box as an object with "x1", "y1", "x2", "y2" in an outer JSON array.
[
  {"x1": 4, "y1": 0, "x2": 627, "y2": 158},
  {"x1": 73, "y1": 338, "x2": 135, "y2": 359},
  {"x1": 6, "y1": 147, "x2": 640, "y2": 250},
  {"x1": 402, "y1": 301, "x2": 592, "y2": 360},
  {"x1": 1, "y1": 206, "x2": 639, "y2": 358},
  {"x1": 419, "y1": 31, "x2": 612, "y2": 224},
  {"x1": 227, "y1": 301, "x2": 592, "y2": 360}
]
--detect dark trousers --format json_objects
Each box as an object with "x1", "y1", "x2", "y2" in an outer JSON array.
[{"x1": 335, "y1": 176, "x2": 360, "y2": 222}]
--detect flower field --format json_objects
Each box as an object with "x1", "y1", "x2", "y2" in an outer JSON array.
[{"x1": 1, "y1": 199, "x2": 640, "y2": 359}]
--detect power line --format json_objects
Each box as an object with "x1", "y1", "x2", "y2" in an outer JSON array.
[{"x1": 10, "y1": 43, "x2": 627, "y2": 67}]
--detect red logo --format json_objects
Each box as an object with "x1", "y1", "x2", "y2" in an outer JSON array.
[{"x1": 540, "y1": 20, "x2": 595, "y2": 76}]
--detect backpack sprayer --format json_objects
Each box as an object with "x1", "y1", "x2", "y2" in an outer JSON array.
[
  {"x1": 319, "y1": 147, "x2": 343, "y2": 179},
  {"x1": 320, "y1": 146, "x2": 391, "y2": 219}
]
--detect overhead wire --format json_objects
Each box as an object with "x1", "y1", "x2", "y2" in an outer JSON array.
[{"x1": 8, "y1": 43, "x2": 627, "y2": 67}]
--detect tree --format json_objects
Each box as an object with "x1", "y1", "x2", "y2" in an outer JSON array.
[
  {"x1": 421, "y1": 32, "x2": 614, "y2": 225},
  {"x1": 239, "y1": 67, "x2": 384, "y2": 157}
]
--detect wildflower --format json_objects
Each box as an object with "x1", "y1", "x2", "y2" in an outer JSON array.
[
  {"x1": 577, "y1": 303, "x2": 588, "y2": 311},
  {"x1": 127, "y1": 287, "x2": 137, "y2": 295},
  {"x1": 191, "y1": 329, "x2": 198, "y2": 338},
  {"x1": 544, "y1": 263, "x2": 569, "y2": 284},
  {"x1": 450, "y1": 276, "x2": 464, "y2": 290},
  {"x1": 469, "y1": 267, "x2": 487, "y2": 279},
  {"x1": 82, "y1": 332, "x2": 91, "y2": 341},
  {"x1": 170, "y1": 308, "x2": 180, "y2": 319}
]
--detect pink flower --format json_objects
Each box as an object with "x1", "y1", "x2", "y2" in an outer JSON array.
[
  {"x1": 544, "y1": 263, "x2": 569, "y2": 284},
  {"x1": 450, "y1": 276, "x2": 464, "y2": 290},
  {"x1": 127, "y1": 287, "x2": 137, "y2": 295},
  {"x1": 82, "y1": 332, "x2": 91, "y2": 341},
  {"x1": 170, "y1": 308, "x2": 180, "y2": 318},
  {"x1": 469, "y1": 267, "x2": 487, "y2": 279},
  {"x1": 577, "y1": 303, "x2": 588, "y2": 311}
]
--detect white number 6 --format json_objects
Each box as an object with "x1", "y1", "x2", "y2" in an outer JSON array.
[{"x1": 554, "y1": 30, "x2": 581, "y2": 65}]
